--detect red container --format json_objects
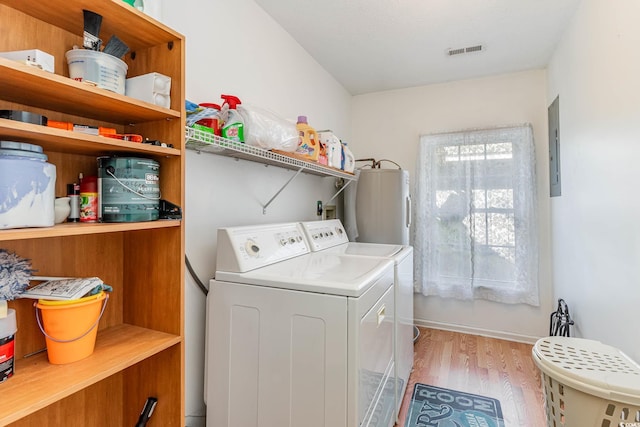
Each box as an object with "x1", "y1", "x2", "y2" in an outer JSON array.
[
  {"x1": 80, "y1": 175, "x2": 98, "y2": 222},
  {"x1": 196, "y1": 103, "x2": 221, "y2": 136},
  {"x1": 195, "y1": 118, "x2": 221, "y2": 135}
]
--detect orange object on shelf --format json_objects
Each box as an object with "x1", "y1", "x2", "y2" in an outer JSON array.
[
  {"x1": 47, "y1": 120, "x2": 72, "y2": 130},
  {"x1": 47, "y1": 121, "x2": 116, "y2": 137},
  {"x1": 102, "y1": 133, "x2": 143, "y2": 143}
]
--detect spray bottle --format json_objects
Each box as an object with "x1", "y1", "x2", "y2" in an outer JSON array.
[{"x1": 220, "y1": 95, "x2": 245, "y2": 143}]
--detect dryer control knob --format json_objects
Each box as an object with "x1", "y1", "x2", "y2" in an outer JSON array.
[{"x1": 245, "y1": 240, "x2": 260, "y2": 256}]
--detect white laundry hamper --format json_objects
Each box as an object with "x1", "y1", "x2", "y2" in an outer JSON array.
[{"x1": 532, "y1": 336, "x2": 640, "y2": 427}]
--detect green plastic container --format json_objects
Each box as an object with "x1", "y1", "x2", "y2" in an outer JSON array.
[{"x1": 98, "y1": 157, "x2": 160, "y2": 222}]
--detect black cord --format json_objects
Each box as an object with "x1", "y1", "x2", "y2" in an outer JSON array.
[
  {"x1": 355, "y1": 158, "x2": 377, "y2": 168},
  {"x1": 375, "y1": 159, "x2": 402, "y2": 169},
  {"x1": 185, "y1": 254, "x2": 209, "y2": 295}
]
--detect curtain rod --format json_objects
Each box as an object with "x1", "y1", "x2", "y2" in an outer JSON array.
[{"x1": 419, "y1": 123, "x2": 532, "y2": 138}]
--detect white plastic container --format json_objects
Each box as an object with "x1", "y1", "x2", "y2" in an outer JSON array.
[
  {"x1": 66, "y1": 49, "x2": 128, "y2": 94},
  {"x1": 318, "y1": 131, "x2": 343, "y2": 169},
  {"x1": 0, "y1": 49, "x2": 54, "y2": 73},
  {"x1": 0, "y1": 308, "x2": 17, "y2": 383},
  {"x1": 342, "y1": 142, "x2": 355, "y2": 173},
  {"x1": 125, "y1": 72, "x2": 171, "y2": 108},
  {"x1": 0, "y1": 141, "x2": 56, "y2": 229}
]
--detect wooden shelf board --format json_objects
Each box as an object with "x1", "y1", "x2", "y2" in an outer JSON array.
[
  {"x1": 0, "y1": 324, "x2": 181, "y2": 425},
  {"x1": 0, "y1": 0, "x2": 183, "y2": 51},
  {"x1": 0, "y1": 220, "x2": 181, "y2": 242},
  {"x1": 0, "y1": 59, "x2": 181, "y2": 124},
  {"x1": 0, "y1": 118, "x2": 181, "y2": 157}
]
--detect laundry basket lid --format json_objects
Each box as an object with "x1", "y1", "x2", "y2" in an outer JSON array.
[{"x1": 533, "y1": 336, "x2": 640, "y2": 406}]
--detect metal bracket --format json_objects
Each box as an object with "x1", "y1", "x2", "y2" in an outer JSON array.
[
  {"x1": 262, "y1": 167, "x2": 304, "y2": 214},
  {"x1": 262, "y1": 172, "x2": 354, "y2": 215},
  {"x1": 323, "y1": 179, "x2": 353, "y2": 206}
]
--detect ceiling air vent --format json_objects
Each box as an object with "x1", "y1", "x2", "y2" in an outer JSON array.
[{"x1": 447, "y1": 44, "x2": 484, "y2": 56}]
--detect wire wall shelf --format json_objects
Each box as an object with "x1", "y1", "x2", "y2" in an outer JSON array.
[{"x1": 185, "y1": 127, "x2": 356, "y2": 181}]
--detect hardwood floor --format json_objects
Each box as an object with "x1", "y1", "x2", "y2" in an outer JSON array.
[{"x1": 395, "y1": 327, "x2": 547, "y2": 427}]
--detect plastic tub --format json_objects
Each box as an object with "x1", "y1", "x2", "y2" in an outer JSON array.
[
  {"x1": 532, "y1": 336, "x2": 640, "y2": 426},
  {"x1": 0, "y1": 141, "x2": 56, "y2": 229},
  {"x1": 65, "y1": 49, "x2": 128, "y2": 94}
]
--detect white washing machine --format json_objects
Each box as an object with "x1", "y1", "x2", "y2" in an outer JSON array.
[
  {"x1": 300, "y1": 219, "x2": 414, "y2": 421},
  {"x1": 205, "y1": 222, "x2": 396, "y2": 427}
]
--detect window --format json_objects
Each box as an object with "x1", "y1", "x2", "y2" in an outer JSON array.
[{"x1": 413, "y1": 125, "x2": 539, "y2": 305}]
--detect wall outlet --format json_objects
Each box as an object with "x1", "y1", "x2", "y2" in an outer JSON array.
[{"x1": 324, "y1": 205, "x2": 336, "y2": 220}]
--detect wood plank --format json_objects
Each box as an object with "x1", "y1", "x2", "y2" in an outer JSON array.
[
  {"x1": 0, "y1": 59, "x2": 180, "y2": 123},
  {"x1": 0, "y1": 324, "x2": 181, "y2": 425},
  {"x1": 396, "y1": 328, "x2": 546, "y2": 427},
  {"x1": 0, "y1": 0, "x2": 182, "y2": 51},
  {"x1": 0, "y1": 220, "x2": 180, "y2": 242},
  {"x1": 0, "y1": 118, "x2": 181, "y2": 157}
]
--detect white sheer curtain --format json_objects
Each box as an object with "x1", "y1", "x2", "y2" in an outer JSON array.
[{"x1": 413, "y1": 124, "x2": 539, "y2": 306}]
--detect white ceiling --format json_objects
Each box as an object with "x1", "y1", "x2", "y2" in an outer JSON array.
[{"x1": 254, "y1": 0, "x2": 582, "y2": 95}]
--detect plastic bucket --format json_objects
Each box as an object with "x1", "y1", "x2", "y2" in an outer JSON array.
[
  {"x1": 98, "y1": 157, "x2": 160, "y2": 222},
  {"x1": 0, "y1": 141, "x2": 56, "y2": 229},
  {"x1": 65, "y1": 49, "x2": 128, "y2": 94},
  {"x1": 35, "y1": 292, "x2": 108, "y2": 364},
  {"x1": 0, "y1": 308, "x2": 17, "y2": 382}
]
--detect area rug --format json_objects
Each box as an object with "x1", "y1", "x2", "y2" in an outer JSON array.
[{"x1": 405, "y1": 383, "x2": 505, "y2": 427}]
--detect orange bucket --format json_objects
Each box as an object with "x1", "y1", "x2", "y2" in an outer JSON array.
[{"x1": 35, "y1": 292, "x2": 108, "y2": 364}]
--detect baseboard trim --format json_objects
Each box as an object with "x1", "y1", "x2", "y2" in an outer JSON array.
[{"x1": 414, "y1": 319, "x2": 542, "y2": 345}]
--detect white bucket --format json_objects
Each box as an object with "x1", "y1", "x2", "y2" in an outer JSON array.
[
  {"x1": 66, "y1": 49, "x2": 128, "y2": 95},
  {"x1": 0, "y1": 141, "x2": 56, "y2": 229}
]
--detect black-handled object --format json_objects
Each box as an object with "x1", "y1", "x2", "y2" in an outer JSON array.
[
  {"x1": 82, "y1": 10, "x2": 103, "y2": 51},
  {"x1": 135, "y1": 397, "x2": 158, "y2": 427}
]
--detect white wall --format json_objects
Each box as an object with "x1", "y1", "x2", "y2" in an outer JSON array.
[
  {"x1": 547, "y1": 0, "x2": 640, "y2": 362},
  {"x1": 350, "y1": 70, "x2": 553, "y2": 342},
  {"x1": 161, "y1": 0, "x2": 352, "y2": 421},
  {"x1": 156, "y1": 0, "x2": 640, "y2": 421}
]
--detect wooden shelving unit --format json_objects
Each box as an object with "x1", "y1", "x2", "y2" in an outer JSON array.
[{"x1": 0, "y1": 0, "x2": 185, "y2": 425}]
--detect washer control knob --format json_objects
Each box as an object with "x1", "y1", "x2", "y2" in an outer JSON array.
[{"x1": 245, "y1": 240, "x2": 260, "y2": 256}]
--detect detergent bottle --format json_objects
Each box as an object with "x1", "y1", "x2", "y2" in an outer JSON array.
[
  {"x1": 295, "y1": 115, "x2": 319, "y2": 161},
  {"x1": 318, "y1": 130, "x2": 343, "y2": 169},
  {"x1": 341, "y1": 142, "x2": 355, "y2": 173},
  {"x1": 221, "y1": 95, "x2": 245, "y2": 142}
]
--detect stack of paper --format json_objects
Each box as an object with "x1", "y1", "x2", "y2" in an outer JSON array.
[{"x1": 21, "y1": 277, "x2": 105, "y2": 300}]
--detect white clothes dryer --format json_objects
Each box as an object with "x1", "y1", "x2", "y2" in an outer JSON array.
[
  {"x1": 206, "y1": 222, "x2": 396, "y2": 427},
  {"x1": 300, "y1": 219, "x2": 414, "y2": 421}
]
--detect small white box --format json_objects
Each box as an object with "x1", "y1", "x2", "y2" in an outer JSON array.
[
  {"x1": 126, "y1": 72, "x2": 172, "y2": 108},
  {"x1": 0, "y1": 49, "x2": 55, "y2": 73}
]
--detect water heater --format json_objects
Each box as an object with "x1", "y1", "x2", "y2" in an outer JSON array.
[{"x1": 355, "y1": 168, "x2": 411, "y2": 245}]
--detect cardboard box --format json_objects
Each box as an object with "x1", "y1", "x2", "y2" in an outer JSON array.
[{"x1": 0, "y1": 49, "x2": 54, "y2": 73}]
